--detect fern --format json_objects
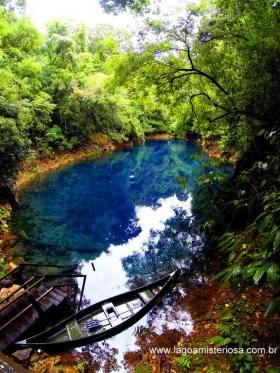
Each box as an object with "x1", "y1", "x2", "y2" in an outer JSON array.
[
  {"x1": 176, "y1": 356, "x2": 192, "y2": 369},
  {"x1": 209, "y1": 335, "x2": 232, "y2": 346}
]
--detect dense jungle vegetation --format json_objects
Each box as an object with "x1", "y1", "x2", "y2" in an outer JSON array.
[{"x1": 0, "y1": 0, "x2": 280, "y2": 360}]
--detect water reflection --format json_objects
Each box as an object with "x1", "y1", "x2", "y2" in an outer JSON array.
[{"x1": 79, "y1": 194, "x2": 194, "y2": 302}]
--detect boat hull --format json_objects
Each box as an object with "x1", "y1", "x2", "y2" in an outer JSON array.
[{"x1": 15, "y1": 270, "x2": 180, "y2": 349}]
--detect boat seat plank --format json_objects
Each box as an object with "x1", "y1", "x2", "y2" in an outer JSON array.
[
  {"x1": 84, "y1": 303, "x2": 141, "y2": 328},
  {"x1": 126, "y1": 300, "x2": 144, "y2": 315},
  {"x1": 138, "y1": 290, "x2": 154, "y2": 304},
  {"x1": 115, "y1": 304, "x2": 133, "y2": 320},
  {"x1": 66, "y1": 319, "x2": 83, "y2": 340}
]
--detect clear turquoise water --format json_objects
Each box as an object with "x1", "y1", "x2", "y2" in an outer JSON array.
[{"x1": 15, "y1": 140, "x2": 224, "y2": 300}]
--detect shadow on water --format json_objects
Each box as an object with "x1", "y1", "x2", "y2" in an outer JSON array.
[{"x1": 13, "y1": 140, "x2": 232, "y2": 372}]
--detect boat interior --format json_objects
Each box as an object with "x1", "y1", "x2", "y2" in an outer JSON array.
[{"x1": 39, "y1": 286, "x2": 163, "y2": 343}]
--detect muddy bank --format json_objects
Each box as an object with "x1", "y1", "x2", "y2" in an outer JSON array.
[
  {"x1": 123, "y1": 279, "x2": 279, "y2": 372},
  {"x1": 15, "y1": 133, "x2": 134, "y2": 193},
  {"x1": 198, "y1": 138, "x2": 237, "y2": 164}
]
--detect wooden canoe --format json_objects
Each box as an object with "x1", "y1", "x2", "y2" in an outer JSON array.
[{"x1": 15, "y1": 269, "x2": 180, "y2": 349}]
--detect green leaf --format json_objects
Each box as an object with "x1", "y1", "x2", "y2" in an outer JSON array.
[
  {"x1": 176, "y1": 356, "x2": 191, "y2": 368},
  {"x1": 213, "y1": 265, "x2": 241, "y2": 284},
  {"x1": 209, "y1": 335, "x2": 232, "y2": 346},
  {"x1": 259, "y1": 214, "x2": 274, "y2": 233},
  {"x1": 265, "y1": 298, "x2": 280, "y2": 317},
  {"x1": 273, "y1": 233, "x2": 280, "y2": 251},
  {"x1": 267, "y1": 263, "x2": 279, "y2": 287},
  {"x1": 232, "y1": 265, "x2": 242, "y2": 277},
  {"x1": 257, "y1": 129, "x2": 266, "y2": 136},
  {"x1": 253, "y1": 266, "x2": 267, "y2": 285}
]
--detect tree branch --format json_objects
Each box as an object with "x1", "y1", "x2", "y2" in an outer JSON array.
[
  {"x1": 209, "y1": 112, "x2": 231, "y2": 122},
  {"x1": 187, "y1": 46, "x2": 195, "y2": 70},
  {"x1": 156, "y1": 48, "x2": 229, "y2": 95},
  {"x1": 190, "y1": 92, "x2": 232, "y2": 122}
]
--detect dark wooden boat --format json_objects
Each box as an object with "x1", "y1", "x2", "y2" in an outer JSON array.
[{"x1": 15, "y1": 270, "x2": 179, "y2": 349}]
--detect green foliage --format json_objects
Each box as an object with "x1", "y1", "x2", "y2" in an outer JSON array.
[
  {"x1": 0, "y1": 206, "x2": 10, "y2": 234},
  {"x1": 265, "y1": 298, "x2": 280, "y2": 317},
  {"x1": 214, "y1": 321, "x2": 251, "y2": 348},
  {"x1": 175, "y1": 355, "x2": 192, "y2": 370},
  {"x1": 209, "y1": 306, "x2": 259, "y2": 372},
  {"x1": 233, "y1": 353, "x2": 259, "y2": 373},
  {"x1": 75, "y1": 361, "x2": 85, "y2": 372},
  {"x1": 0, "y1": 207, "x2": 9, "y2": 220},
  {"x1": 214, "y1": 190, "x2": 280, "y2": 312},
  {"x1": 208, "y1": 335, "x2": 232, "y2": 347},
  {"x1": 99, "y1": 0, "x2": 149, "y2": 14},
  {"x1": 0, "y1": 258, "x2": 8, "y2": 277},
  {"x1": 134, "y1": 363, "x2": 152, "y2": 373},
  {"x1": 0, "y1": 10, "x2": 170, "y2": 183}
]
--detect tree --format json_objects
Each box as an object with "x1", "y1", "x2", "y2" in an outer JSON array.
[
  {"x1": 114, "y1": 0, "x2": 280, "y2": 150},
  {"x1": 0, "y1": 0, "x2": 26, "y2": 13},
  {"x1": 99, "y1": 0, "x2": 149, "y2": 13}
]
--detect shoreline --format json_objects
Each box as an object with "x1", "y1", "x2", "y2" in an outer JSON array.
[
  {"x1": 1, "y1": 133, "x2": 226, "y2": 264},
  {"x1": 15, "y1": 137, "x2": 130, "y2": 193},
  {"x1": 15, "y1": 134, "x2": 230, "y2": 194},
  {"x1": 15, "y1": 133, "x2": 177, "y2": 193}
]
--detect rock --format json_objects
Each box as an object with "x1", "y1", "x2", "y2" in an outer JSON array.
[
  {"x1": 8, "y1": 261, "x2": 18, "y2": 271},
  {"x1": 12, "y1": 348, "x2": 33, "y2": 361},
  {"x1": 103, "y1": 144, "x2": 116, "y2": 152},
  {"x1": 10, "y1": 284, "x2": 21, "y2": 292},
  {"x1": 63, "y1": 367, "x2": 79, "y2": 373}
]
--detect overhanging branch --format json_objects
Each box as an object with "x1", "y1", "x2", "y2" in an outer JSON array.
[{"x1": 190, "y1": 92, "x2": 232, "y2": 122}]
